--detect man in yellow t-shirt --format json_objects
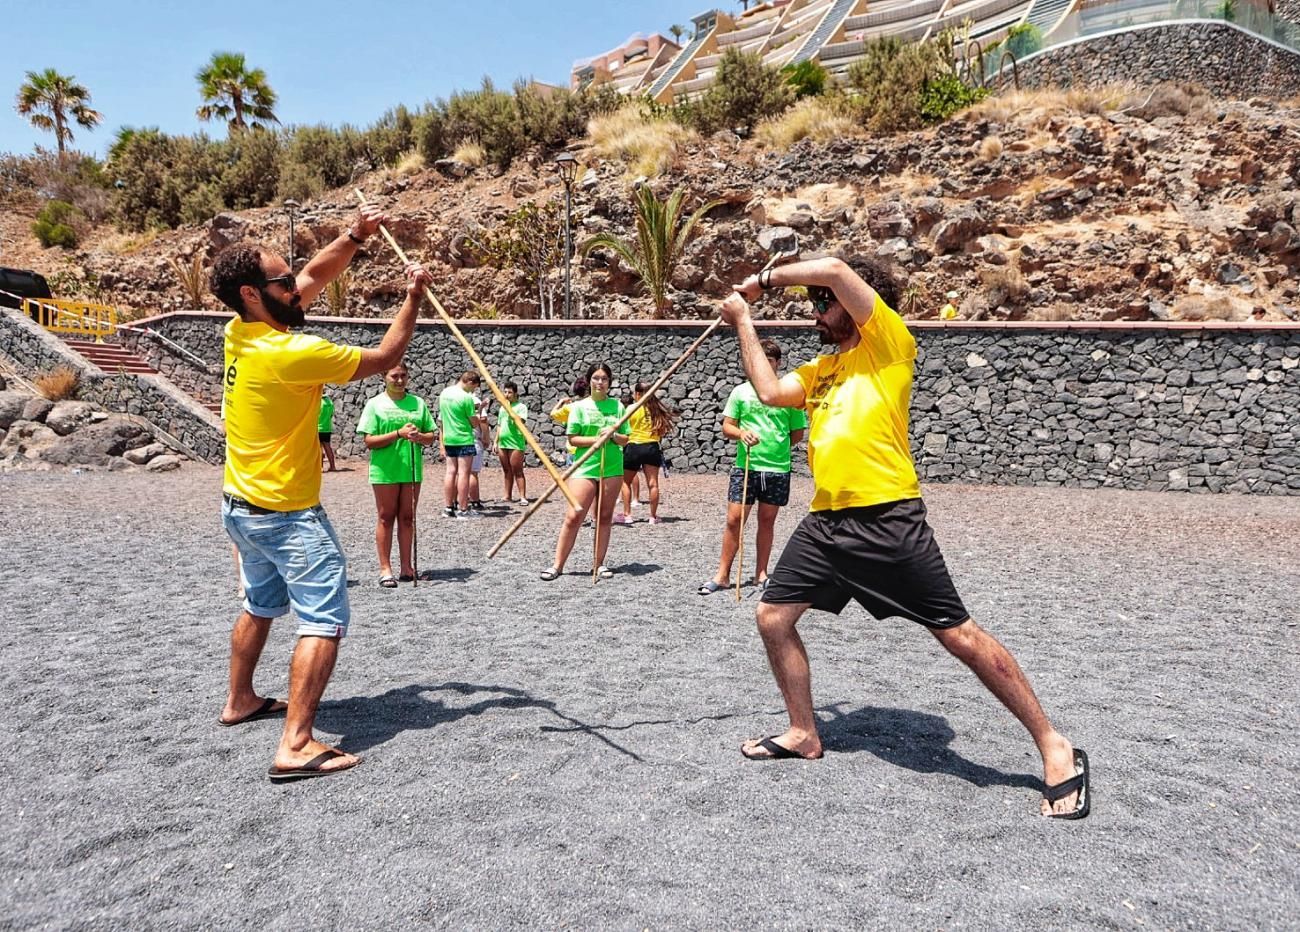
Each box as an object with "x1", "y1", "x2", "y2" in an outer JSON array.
[
  {"x1": 211, "y1": 207, "x2": 434, "y2": 783},
  {"x1": 717, "y1": 257, "x2": 1088, "y2": 820}
]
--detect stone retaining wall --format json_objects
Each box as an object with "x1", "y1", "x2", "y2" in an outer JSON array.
[
  {"x1": 1018, "y1": 21, "x2": 1300, "y2": 97},
  {"x1": 0, "y1": 308, "x2": 225, "y2": 464},
  {"x1": 132, "y1": 312, "x2": 1300, "y2": 495}
]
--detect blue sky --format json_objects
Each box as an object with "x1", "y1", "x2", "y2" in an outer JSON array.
[{"x1": 3, "y1": 0, "x2": 713, "y2": 157}]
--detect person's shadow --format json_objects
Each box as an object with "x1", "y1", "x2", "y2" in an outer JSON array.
[
  {"x1": 816, "y1": 702, "x2": 1042, "y2": 789},
  {"x1": 615, "y1": 562, "x2": 662, "y2": 577},
  {"x1": 316, "y1": 681, "x2": 643, "y2": 760}
]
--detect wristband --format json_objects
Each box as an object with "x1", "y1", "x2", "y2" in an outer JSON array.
[
  {"x1": 347, "y1": 230, "x2": 365, "y2": 245},
  {"x1": 759, "y1": 268, "x2": 772, "y2": 290}
]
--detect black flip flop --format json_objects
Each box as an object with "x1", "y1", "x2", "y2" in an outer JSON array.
[
  {"x1": 267, "y1": 748, "x2": 363, "y2": 782},
  {"x1": 1043, "y1": 748, "x2": 1091, "y2": 820},
  {"x1": 218, "y1": 696, "x2": 285, "y2": 727},
  {"x1": 741, "y1": 736, "x2": 822, "y2": 761}
]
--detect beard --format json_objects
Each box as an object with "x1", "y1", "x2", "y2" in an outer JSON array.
[{"x1": 261, "y1": 288, "x2": 305, "y2": 328}]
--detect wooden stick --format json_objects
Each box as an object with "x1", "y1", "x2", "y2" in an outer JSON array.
[
  {"x1": 488, "y1": 317, "x2": 724, "y2": 558},
  {"x1": 736, "y1": 444, "x2": 750, "y2": 602},
  {"x1": 488, "y1": 239, "x2": 799, "y2": 559},
  {"x1": 409, "y1": 439, "x2": 418, "y2": 588},
  {"x1": 354, "y1": 188, "x2": 579, "y2": 510},
  {"x1": 593, "y1": 446, "x2": 605, "y2": 584}
]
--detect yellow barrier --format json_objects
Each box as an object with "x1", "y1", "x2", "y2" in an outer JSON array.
[{"x1": 23, "y1": 297, "x2": 117, "y2": 342}]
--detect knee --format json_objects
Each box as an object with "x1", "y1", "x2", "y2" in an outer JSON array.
[{"x1": 756, "y1": 603, "x2": 795, "y2": 637}]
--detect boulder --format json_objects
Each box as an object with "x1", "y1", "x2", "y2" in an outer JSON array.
[
  {"x1": 124, "y1": 442, "x2": 168, "y2": 465},
  {"x1": 45, "y1": 401, "x2": 98, "y2": 436},
  {"x1": 0, "y1": 391, "x2": 28, "y2": 430},
  {"x1": 932, "y1": 207, "x2": 989, "y2": 255},
  {"x1": 44, "y1": 416, "x2": 149, "y2": 465},
  {"x1": 0, "y1": 421, "x2": 60, "y2": 461},
  {"x1": 146, "y1": 454, "x2": 182, "y2": 473},
  {"x1": 208, "y1": 213, "x2": 249, "y2": 252},
  {"x1": 756, "y1": 226, "x2": 798, "y2": 255},
  {"x1": 433, "y1": 158, "x2": 471, "y2": 179},
  {"x1": 22, "y1": 397, "x2": 54, "y2": 422}
]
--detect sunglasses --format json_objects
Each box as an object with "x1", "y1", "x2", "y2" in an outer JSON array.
[
  {"x1": 807, "y1": 286, "x2": 835, "y2": 314},
  {"x1": 261, "y1": 274, "x2": 297, "y2": 291}
]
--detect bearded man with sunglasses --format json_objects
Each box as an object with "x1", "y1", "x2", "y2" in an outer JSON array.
[
  {"x1": 209, "y1": 206, "x2": 433, "y2": 782},
  {"x1": 718, "y1": 257, "x2": 1089, "y2": 820}
]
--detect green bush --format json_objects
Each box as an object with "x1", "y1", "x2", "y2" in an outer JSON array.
[
  {"x1": 445, "y1": 78, "x2": 525, "y2": 169},
  {"x1": 219, "y1": 129, "x2": 281, "y2": 210},
  {"x1": 362, "y1": 106, "x2": 415, "y2": 167},
  {"x1": 919, "y1": 72, "x2": 989, "y2": 123},
  {"x1": 413, "y1": 104, "x2": 448, "y2": 164},
  {"x1": 179, "y1": 182, "x2": 225, "y2": 226},
  {"x1": 781, "y1": 59, "x2": 829, "y2": 99},
  {"x1": 32, "y1": 200, "x2": 82, "y2": 248},
  {"x1": 690, "y1": 48, "x2": 793, "y2": 136}
]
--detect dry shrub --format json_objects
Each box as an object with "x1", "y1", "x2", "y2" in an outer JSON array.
[
  {"x1": 169, "y1": 255, "x2": 207, "y2": 309},
  {"x1": 34, "y1": 367, "x2": 79, "y2": 401},
  {"x1": 1016, "y1": 174, "x2": 1056, "y2": 207},
  {"x1": 1028, "y1": 304, "x2": 1075, "y2": 321},
  {"x1": 966, "y1": 84, "x2": 1131, "y2": 129},
  {"x1": 893, "y1": 170, "x2": 938, "y2": 195},
  {"x1": 100, "y1": 229, "x2": 159, "y2": 256},
  {"x1": 980, "y1": 264, "x2": 1029, "y2": 306},
  {"x1": 588, "y1": 108, "x2": 697, "y2": 178},
  {"x1": 755, "y1": 96, "x2": 858, "y2": 149},
  {"x1": 451, "y1": 140, "x2": 486, "y2": 167},
  {"x1": 977, "y1": 135, "x2": 1004, "y2": 162},
  {"x1": 395, "y1": 149, "x2": 424, "y2": 176},
  {"x1": 325, "y1": 269, "x2": 352, "y2": 315},
  {"x1": 1173, "y1": 293, "x2": 1242, "y2": 321},
  {"x1": 1122, "y1": 82, "x2": 1211, "y2": 120}
]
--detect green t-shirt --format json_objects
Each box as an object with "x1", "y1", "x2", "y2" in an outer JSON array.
[
  {"x1": 723, "y1": 381, "x2": 808, "y2": 473},
  {"x1": 317, "y1": 396, "x2": 334, "y2": 433},
  {"x1": 568, "y1": 396, "x2": 629, "y2": 479},
  {"x1": 438, "y1": 384, "x2": 477, "y2": 446},
  {"x1": 356, "y1": 391, "x2": 434, "y2": 484},
  {"x1": 497, "y1": 401, "x2": 528, "y2": 451}
]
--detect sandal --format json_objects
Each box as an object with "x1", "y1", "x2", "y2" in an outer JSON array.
[
  {"x1": 697, "y1": 580, "x2": 726, "y2": 595},
  {"x1": 539, "y1": 568, "x2": 561, "y2": 581},
  {"x1": 379, "y1": 573, "x2": 398, "y2": 588},
  {"x1": 596, "y1": 565, "x2": 615, "y2": 579}
]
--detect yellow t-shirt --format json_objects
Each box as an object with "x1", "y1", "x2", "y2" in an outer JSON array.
[
  {"x1": 222, "y1": 317, "x2": 361, "y2": 511},
  {"x1": 791, "y1": 295, "x2": 921, "y2": 512},
  {"x1": 627, "y1": 406, "x2": 660, "y2": 445}
]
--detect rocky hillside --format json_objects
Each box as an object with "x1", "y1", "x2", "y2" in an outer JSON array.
[{"x1": 4, "y1": 86, "x2": 1299, "y2": 323}]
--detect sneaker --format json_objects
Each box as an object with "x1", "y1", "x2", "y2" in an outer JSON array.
[
  {"x1": 630, "y1": 500, "x2": 640, "y2": 510},
  {"x1": 612, "y1": 513, "x2": 634, "y2": 526},
  {"x1": 457, "y1": 509, "x2": 484, "y2": 519},
  {"x1": 470, "y1": 500, "x2": 485, "y2": 511},
  {"x1": 648, "y1": 516, "x2": 664, "y2": 525},
  {"x1": 443, "y1": 506, "x2": 456, "y2": 518},
  {"x1": 515, "y1": 497, "x2": 531, "y2": 506}
]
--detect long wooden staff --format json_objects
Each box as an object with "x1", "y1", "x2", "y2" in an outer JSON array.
[
  {"x1": 488, "y1": 318, "x2": 723, "y2": 558},
  {"x1": 488, "y1": 240, "x2": 800, "y2": 559},
  {"x1": 354, "y1": 188, "x2": 579, "y2": 509},
  {"x1": 409, "y1": 437, "x2": 419, "y2": 588},
  {"x1": 735, "y1": 443, "x2": 750, "y2": 602},
  {"x1": 593, "y1": 445, "x2": 605, "y2": 584}
]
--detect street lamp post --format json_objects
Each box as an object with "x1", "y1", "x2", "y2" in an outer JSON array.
[
  {"x1": 555, "y1": 153, "x2": 578, "y2": 319},
  {"x1": 283, "y1": 199, "x2": 300, "y2": 268}
]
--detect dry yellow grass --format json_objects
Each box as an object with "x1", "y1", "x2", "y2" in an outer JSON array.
[
  {"x1": 892, "y1": 170, "x2": 939, "y2": 196},
  {"x1": 100, "y1": 229, "x2": 160, "y2": 256},
  {"x1": 1173, "y1": 293, "x2": 1243, "y2": 321},
  {"x1": 396, "y1": 150, "x2": 425, "y2": 176},
  {"x1": 967, "y1": 84, "x2": 1133, "y2": 129},
  {"x1": 451, "y1": 140, "x2": 486, "y2": 167},
  {"x1": 977, "y1": 136, "x2": 1004, "y2": 162},
  {"x1": 34, "y1": 367, "x2": 79, "y2": 401},
  {"x1": 755, "y1": 97, "x2": 859, "y2": 150},
  {"x1": 588, "y1": 109, "x2": 698, "y2": 178}
]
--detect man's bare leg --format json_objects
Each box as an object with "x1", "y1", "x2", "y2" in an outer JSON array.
[
  {"x1": 930, "y1": 618, "x2": 1079, "y2": 815},
  {"x1": 272, "y1": 635, "x2": 359, "y2": 772},
  {"x1": 742, "y1": 600, "x2": 822, "y2": 759},
  {"x1": 222, "y1": 611, "x2": 286, "y2": 722}
]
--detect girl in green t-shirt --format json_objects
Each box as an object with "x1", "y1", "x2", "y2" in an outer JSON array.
[
  {"x1": 356, "y1": 361, "x2": 436, "y2": 587},
  {"x1": 541, "y1": 362, "x2": 629, "y2": 582},
  {"x1": 495, "y1": 380, "x2": 530, "y2": 505}
]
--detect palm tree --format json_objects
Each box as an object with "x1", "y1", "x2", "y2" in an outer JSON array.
[
  {"x1": 669, "y1": 24, "x2": 687, "y2": 45},
  {"x1": 579, "y1": 186, "x2": 721, "y2": 319},
  {"x1": 195, "y1": 52, "x2": 278, "y2": 134},
  {"x1": 14, "y1": 69, "x2": 103, "y2": 160}
]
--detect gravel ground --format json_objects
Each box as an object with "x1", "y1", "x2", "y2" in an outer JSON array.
[{"x1": 1, "y1": 463, "x2": 1297, "y2": 930}]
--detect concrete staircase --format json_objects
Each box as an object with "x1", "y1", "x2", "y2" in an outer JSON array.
[
  {"x1": 65, "y1": 339, "x2": 157, "y2": 375},
  {"x1": 792, "y1": 0, "x2": 861, "y2": 65},
  {"x1": 1026, "y1": 0, "x2": 1075, "y2": 36}
]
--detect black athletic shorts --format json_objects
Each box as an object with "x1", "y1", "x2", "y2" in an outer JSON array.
[
  {"x1": 318, "y1": 432, "x2": 332, "y2": 443},
  {"x1": 762, "y1": 498, "x2": 969, "y2": 629},
  {"x1": 728, "y1": 469, "x2": 791, "y2": 507},
  {"x1": 623, "y1": 442, "x2": 663, "y2": 471}
]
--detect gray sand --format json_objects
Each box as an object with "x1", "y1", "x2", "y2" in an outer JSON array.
[{"x1": 1, "y1": 466, "x2": 1297, "y2": 929}]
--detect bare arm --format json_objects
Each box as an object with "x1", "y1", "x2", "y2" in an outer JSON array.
[
  {"x1": 351, "y1": 265, "x2": 432, "y2": 382},
  {"x1": 719, "y1": 294, "x2": 807, "y2": 408},
  {"x1": 789, "y1": 428, "x2": 806, "y2": 445},
  {"x1": 735, "y1": 256, "x2": 880, "y2": 329},
  {"x1": 722, "y1": 415, "x2": 761, "y2": 447},
  {"x1": 295, "y1": 206, "x2": 385, "y2": 308}
]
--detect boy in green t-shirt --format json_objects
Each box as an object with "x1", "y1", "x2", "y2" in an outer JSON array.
[
  {"x1": 700, "y1": 339, "x2": 807, "y2": 595},
  {"x1": 437, "y1": 370, "x2": 482, "y2": 519},
  {"x1": 318, "y1": 394, "x2": 336, "y2": 472}
]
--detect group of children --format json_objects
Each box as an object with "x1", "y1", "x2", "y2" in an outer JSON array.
[{"x1": 330, "y1": 352, "x2": 802, "y2": 590}]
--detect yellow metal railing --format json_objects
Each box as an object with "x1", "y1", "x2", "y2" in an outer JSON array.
[{"x1": 23, "y1": 297, "x2": 117, "y2": 342}]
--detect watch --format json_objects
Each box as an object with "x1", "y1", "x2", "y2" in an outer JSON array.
[{"x1": 347, "y1": 229, "x2": 365, "y2": 245}]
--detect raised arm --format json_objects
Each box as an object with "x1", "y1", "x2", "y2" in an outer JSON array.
[
  {"x1": 718, "y1": 294, "x2": 807, "y2": 408},
  {"x1": 734, "y1": 256, "x2": 879, "y2": 329},
  {"x1": 351, "y1": 264, "x2": 432, "y2": 382},
  {"x1": 294, "y1": 205, "x2": 385, "y2": 308}
]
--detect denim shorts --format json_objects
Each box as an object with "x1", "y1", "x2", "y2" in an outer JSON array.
[
  {"x1": 445, "y1": 443, "x2": 476, "y2": 458},
  {"x1": 221, "y1": 498, "x2": 351, "y2": 638}
]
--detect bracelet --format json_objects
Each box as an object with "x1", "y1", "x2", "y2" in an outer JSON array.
[
  {"x1": 759, "y1": 268, "x2": 772, "y2": 290},
  {"x1": 347, "y1": 230, "x2": 365, "y2": 245}
]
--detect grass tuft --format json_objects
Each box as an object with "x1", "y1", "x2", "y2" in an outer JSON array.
[
  {"x1": 34, "y1": 366, "x2": 80, "y2": 401},
  {"x1": 588, "y1": 109, "x2": 698, "y2": 178},
  {"x1": 755, "y1": 97, "x2": 858, "y2": 149}
]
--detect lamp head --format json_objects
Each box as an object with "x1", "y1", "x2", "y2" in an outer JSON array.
[{"x1": 555, "y1": 152, "x2": 578, "y2": 188}]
